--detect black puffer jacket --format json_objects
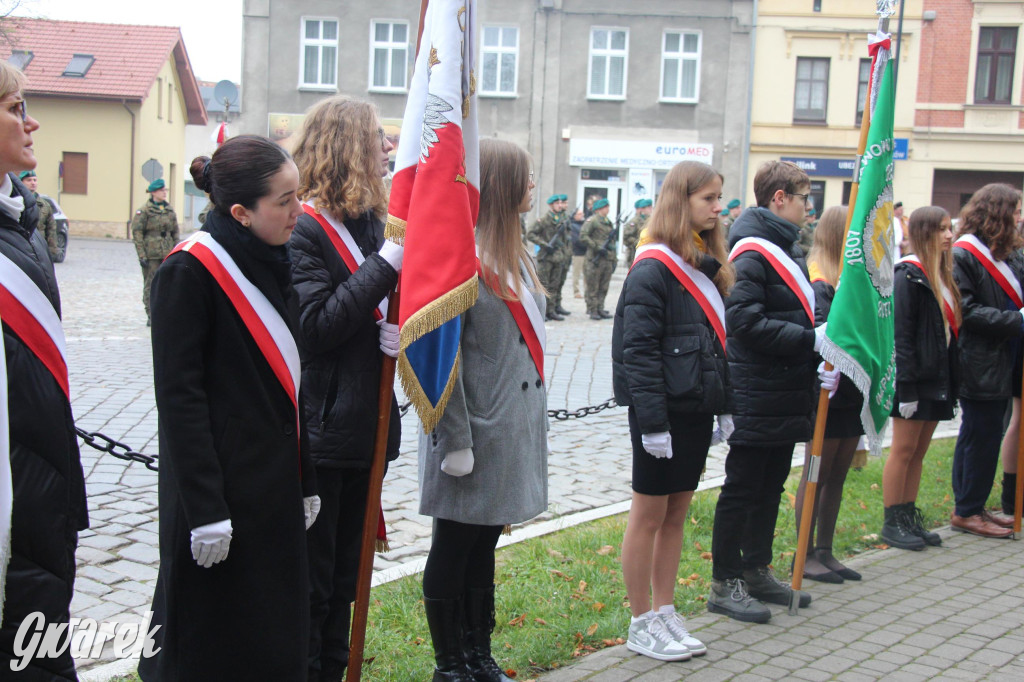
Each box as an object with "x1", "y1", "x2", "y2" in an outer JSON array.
[
  {"x1": 893, "y1": 261, "x2": 959, "y2": 403},
  {"x1": 813, "y1": 279, "x2": 864, "y2": 412},
  {"x1": 953, "y1": 241, "x2": 1024, "y2": 400},
  {"x1": 725, "y1": 208, "x2": 817, "y2": 446},
  {"x1": 0, "y1": 173, "x2": 88, "y2": 680},
  {"x1": 289, "y1": 210, "x2": 400, "y2": 468},
  {"x1": 612, "y1": 254, "x2": 732, "y2": 433}
]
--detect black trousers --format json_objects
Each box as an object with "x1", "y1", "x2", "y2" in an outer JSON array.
[
  {"x1": 711, "y1": 442, "x2": 795, "y2": 580},
  {"x1": 953, "y1": 398, "x2": 1007, "y2": 518},
  {"x1": 422, "y1": 518, "x2": 503, "y2": 600},
  {"x1": 307, "y1": 467, "x2": 370, "y2": 671}
]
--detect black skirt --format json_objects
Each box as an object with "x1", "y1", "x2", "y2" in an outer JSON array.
[
  {"x1": 890, "y1": 397, "x2": 955, "y2": 422},
  {"x1": 824, "y1": 407, "x2": 864, "y2": 439},
  {"x1": 628, "y1": 407, "x2": 713, "y2": 495}
]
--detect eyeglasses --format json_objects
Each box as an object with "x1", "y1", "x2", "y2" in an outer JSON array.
[
  {"x1": 377, "y1": 128, "x2": 388, "y2": 149},
  {"x1": 787, "y1": 192, "x2": 811, "y2": 207}
]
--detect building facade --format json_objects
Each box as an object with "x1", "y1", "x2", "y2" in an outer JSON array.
[{"x1": 241, "y1": 0, "x2": 754, "y2": 221}]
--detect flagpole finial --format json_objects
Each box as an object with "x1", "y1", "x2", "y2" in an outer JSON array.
[{"x1": 876, "y1": 0, "x2": 897, "y2": 18}]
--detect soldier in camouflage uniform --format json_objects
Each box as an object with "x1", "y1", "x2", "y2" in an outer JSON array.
[
  {"x1": 622, "y1": 197, "x2": 652, "y2": 265},
  {"x1": 550, "y1": 193, "x2": 573, "y2": 316},
  {"x1": 580, "y1": 197, "x2": 616, "y2": 320},
  {"x1": 132, "y1": 178, "x2": 179, "y2": 325},
  {"x1": 721, "y1": 198, "x2": 742, "y2": 236},
  {"x1": 19, "y1": 170, "x2": 57, "y2": 260},
  {"x1": 797, "y1": 207, "x2": 816, "y2": 255},
  {"x1": 528, "y1": 193, "x2": 571, "y2": 320}
]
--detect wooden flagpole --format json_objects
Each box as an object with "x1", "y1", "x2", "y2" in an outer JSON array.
[
  {"x1": 347, "y1": 3, "x2": 430, "y2": 679},
  {"x1": 1015, "y1": 375, "x2": 1024, "y2": 538}
]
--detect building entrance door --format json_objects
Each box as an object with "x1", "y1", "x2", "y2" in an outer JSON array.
[{"x1": 577, "y1": 170, "x2": 628, "y2": 254}]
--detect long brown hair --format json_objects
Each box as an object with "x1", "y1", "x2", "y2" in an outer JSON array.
[
  {"x1": 807, "y1": 205, "x2": 847, "y2": 286},
  {"x1": 956, "y1": 183, "x2": 1023, "y2": 260},
  {"x1": 475, "y1": 139, "x2": 543, "y2": 300},
  {"x1": 645, "y1": 161, "x2": 734, "y2": 295},
  {"x1": 910, "y1": 206, "x2": 961, "y2": 327},
  {"x1": 291, "y1": 96, "x2": 388, "y2": 220}
]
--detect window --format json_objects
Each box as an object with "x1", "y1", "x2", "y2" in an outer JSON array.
[
  {"x1": 370, "y1": 20, "x2": 409, "y2": 92},
  {"x1": 660, "y1": 30, "x2": 701, "y2": 102},
  {"x1": 157, "y1": 77, "x2": 163, "y2": 119},
  {"x1": 301, "y1": 18, "x2": 338, "y2": 89},
  {"x1": 855, "y1": 58, "x2": 871, "y2": 124},
  {"x1": 588, "y1": 28, "x2": 628, "y2": 99},
  {"x1": 168, "y1": 83, "x2": 174, "y2": 123},
  {"x1": 62, "y1": 54, "x2": 94, "y2": 77},
  {"x1": 8, "y1": 50, "x2": 32, "y2": 70},
  {"x1": 813, "y1": 0, "x2": 822, "y2": 11},
  {"x1": 975, "y1": 27, "x2": 1017, "y2": 104},
  {"x1": 480, "y1": 26, "x2": 518, "y2": 96},
  {"x1": 61, "y1": 152, "x2": 88, "y2": 194},
  {"x1": 794, "y1": 57, "x2": 829, "y2": 123}
]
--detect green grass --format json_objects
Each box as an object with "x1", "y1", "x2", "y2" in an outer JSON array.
[{"x1": 102, "y1": 437, "x2": 1009, "y2": 681}]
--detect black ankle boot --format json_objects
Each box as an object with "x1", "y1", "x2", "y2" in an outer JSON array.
[
  {"x1": 1003, "y1": 473, "x2": 1017, "y2": 515},
  {"x1": 904, "y1": 502, "x2": 942, "y2": 547},
  {"x1": 463, "y1": 586, "x2": 512, "y2": 682},
  {"x1": 881, "y1": 505, "x2": 925, "y2": 550},
  {"x1": 424, "y1": 596, "x2": 475, "y2": 681}
]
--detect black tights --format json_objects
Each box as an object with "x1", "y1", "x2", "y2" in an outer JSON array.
[
  {"x1": 795, "y1": 437, "x2": 859, "y2": 552},
  {"x1": 422, "y1": 518, "x2": 503, "y2": 599}
]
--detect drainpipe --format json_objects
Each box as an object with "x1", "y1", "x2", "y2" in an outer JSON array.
[
  {"x1": 740, "y1": 0, "x2": 758, "y2": 203},
  {"x1": 122, "y1": 100, "x2": 136, "y2": 239}
]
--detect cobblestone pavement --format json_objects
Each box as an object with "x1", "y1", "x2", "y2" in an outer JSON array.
[
  {"x1": 536, "y1": 530, "x2": 1024, "y2": 682},
  {"x1": 58, "y1": 238, "x2": 958, "y2": 677}
]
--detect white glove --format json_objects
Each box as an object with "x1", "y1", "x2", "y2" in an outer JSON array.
[
  {"x1": 378, "y1": 240, "x2": 404, "y2": 272},
  {"x1": 817, "y1": 361, "x2": 840, "y2": 398},
  {"x1": 303, "y1": 495, "x2": 321, "y2": 530},
  {"x1": 898, "y1": 401, "x2": 919, "y2": 419},
  {"x1": 190, "y1": 519, "x2": 232, "y2": 568},
  {"x1": 441, "y1": 448, "x2": 474, "y2": 476},
  {"x1": 813, "y1": 324, "x2": 828, "y2": 353},
  {"x1": 641, "y1": 431, "x2": 672, "y2": 459},
  {"x1": 377, "y1": 319, "x2": 400, "y2": 358},
  {"x1": 711, "y1": 414, "x2": 734, "y2": 445}
]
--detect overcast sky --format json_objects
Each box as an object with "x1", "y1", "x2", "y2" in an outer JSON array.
[{"x1": 10, "y1": 0, "x2": 243, "y2": 82}]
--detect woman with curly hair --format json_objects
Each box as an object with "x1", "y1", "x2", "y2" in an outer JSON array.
[
  {"x1": 950, "y1": 183, "x2": 1023, "y2": 538},
  {"x1": 288, "y1": 95, "x2": 403, "y2": 682}
]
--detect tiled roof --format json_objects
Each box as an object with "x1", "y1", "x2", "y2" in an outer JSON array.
[{"x1": 0, "y1": 18, "x2": 207, "y2": 125}]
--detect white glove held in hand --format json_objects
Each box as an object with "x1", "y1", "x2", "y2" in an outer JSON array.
[
  {"x1": 813, "y1": 324, "x2": 828, "y2": 353},
  {"x1": 378, "y1": 240, "x2": 404, "y2": 272},
  {"x1": 641, "y1": 432, "x2": 672, "y2": 459},
  {"x1": 711, "y1": 414, "x2": 734, "y2": 446},
  {"x1": 303, "y1": 495, "x2": 321, "y2": 530},
  {"x1": 817, "y1": 361, "x2": 840, "y2": 398},
  {"x1": 898, "y1": 401, "x2": 919, "y2": 419},
  {"x1": 377, "y1": 320, "x2": 400, "y2": 358},
  {"x1": 190, "y1": 519, "x2": 232, "y2": 568},
  {"x1": 441, "y1": 448, "x2": 474, "y2": 476}
]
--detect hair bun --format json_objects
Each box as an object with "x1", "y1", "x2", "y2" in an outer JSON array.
[{"x1": 190, "y1": 155, "x2": 213, "y2": 192}]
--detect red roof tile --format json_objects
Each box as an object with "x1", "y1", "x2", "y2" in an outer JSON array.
[{"x1": 0, "y1": 18, "x2": 207, "y2": 124}]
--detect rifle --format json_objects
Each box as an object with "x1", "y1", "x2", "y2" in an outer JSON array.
[
  {"x1": 590, "y1": 211, "x2": 624, "y2": 265},
  {"x1": 544, "y1": 214, "x2": 570, "y2": 250}
]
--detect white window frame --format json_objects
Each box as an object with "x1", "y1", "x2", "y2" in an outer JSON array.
[
  {"x1": 659, "y1": 29, "x2": 701, "y2": 104},
  {"x1": 587, "y1": 27, "x2": 629, "y2": 101},
  {"x1": 368, "y1": 19, "x2": 410, "y2": 93},
  {"x1": 299, "y1": 17, "x2": 339, "y2": 91},
  {"x1": 478, "y1": 25, "x2": 519, "y2": 98}
]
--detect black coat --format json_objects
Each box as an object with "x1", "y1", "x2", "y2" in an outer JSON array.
[
  {"x1": 952, "y1": 243, "x2": 1024, "y2": 400},
  {"x1": 813, "y1": 279, "x2": 864, "y2": 412},
  {"x1": 612, "y1": 254, "x2": 732, "y2": 434},
  {"x1": 0, "y1": 174, "x2": 87, "y2": 681},
  {"x1": 288, "y1": 210, "x2": 400, "y2": 468},
  {"x1": 139, "y1": 213, "x2": 316, "y2": 682},
  {"x1": 725, "y1": 208, "x2": 817, "y2": 446},
  {"x1": 893, "y1": 262, "x2": 959, "y2": 404}
]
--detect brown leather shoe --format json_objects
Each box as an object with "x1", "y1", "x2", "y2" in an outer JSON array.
[
  {"x1": 951, "y1": 513, "x2": 1012, "y2": 538},
  {"x1": 983, "y1": 510, "x2": 1015, "y2": 528}
]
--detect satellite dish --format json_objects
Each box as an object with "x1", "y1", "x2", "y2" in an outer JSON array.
[
  {"x1": 141, "y1": 158, "x2": 163, "y2": 183},
  {"x1": 213, "y1": 80, "x2": 239, "y2": 110}
]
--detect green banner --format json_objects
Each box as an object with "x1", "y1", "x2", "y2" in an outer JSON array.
[{"x1": 821, "y1": 57, "x2": 897, "y2": 453}]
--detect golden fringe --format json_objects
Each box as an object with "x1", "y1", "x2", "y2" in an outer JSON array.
[
  {"x1": 375, "y1": 538, "x2": 390, "y2": 554},
  {"x1": 385, "y1": 214, "x2": 407, "y2": 244},
  {"x1": 399, "y1": 277, "x2": 478, "y2": 349},
  {"x1": 398, "y1": 347, "x2": 463, "y2": 434},
  {"x1": 502, "y1": 524, "x2": 512, "y2": 536}
]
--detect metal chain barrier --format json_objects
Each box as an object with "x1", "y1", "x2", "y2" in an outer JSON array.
[
  {"x1": 547, "y1": 397, "x2": 618, "y2": 421},
  {"x1": 75, "y1": 427, "x2": 159, "y2": 471}
]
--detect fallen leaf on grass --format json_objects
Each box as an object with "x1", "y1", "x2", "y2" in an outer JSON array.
[
  {"x1": 576, "y1": 580, "x2": 587, "y2": 594},
  {"x1": 534, "y1": 618, "x2": 548, "y2": 626},
  {"x1": 860, "y1": 533, "x2": 878, "y2": 541},
  {"x1": 550, "y1": 569, "x2": 573, "y2": 582},
  {"x1": 696, "y1": 595, "x2": 706, "y2": 602},
  {"x1": 693, "y1": 541, "x2": 703, "y2": 550},
  {"x1": 586, "y1": 623, "x2": 598, "y2": 636},
  {"x1": 508, "y1": 614, "x2": 527, "y2": 627},
  {"x1": 595, "y1": 545, "x2": 614, "y2": 556},
  {"x1": 505, "y1": 670, "x2": 517, "y2": 678},
  {"x1": 547, "y1": 549, "x2": 567, "y2": 562},
  {"x1": 700, "y1": 551, "x2": 713, "y2": 560},
  {"x1": 689, "y1": 573, "x2": 700, "y2": 580},
  {"x1": 785, "y1": 491, "x2": 796, "y2": 508},
  {"x1": 870, "y1": 483, "x2": 879, "y2": 490},
  {"x1": 690, "y1": 516, "x2": 698, "y2": 525},
  {"x1": 858, "y1": 500, "x2": 868, "y2": 510},
  {"x1": 943, "y1": 494, "x2": 950, "y2": 502},
  {"x1": 591, "y1": 602, "x2": 605, "y2": 612},
  {"x1": 504, "y1": 643, "x2": 513, "y2": 649},
  {"x1": 873, "y1": 543, "x2": 890, "y2": 549}
]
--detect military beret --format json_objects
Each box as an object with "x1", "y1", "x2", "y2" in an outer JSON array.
[
  {"x1": 894, "y1": 201, "x2": 903, "y2": 209},
  {"x1": 634, "y1": 198, "x2": 652, "y2": 209},
  {"x1": 592, "y1": 198, "x2": 609, "y2": 210},
  {"x1": 727, "y1": 199, "x2": 741, "y2": 209},
  {"x1": 18, "y1": 170, "x2": 35, "y2": 180},
  {"x1": 720, "y1": 208, "x2": 729, "y2": 216},
  {"x1": 558, "y1": 194, "x2": 568, "y2": 202},
  {"x1": 808, "y1": 208, "x2": 817, "y2": 216},
  {"x1": 546, "y1": 194, "x2": 560, "y2": 205},
  {"x1": 147, "y1": 178, "x2": 166, "y2": 193}
]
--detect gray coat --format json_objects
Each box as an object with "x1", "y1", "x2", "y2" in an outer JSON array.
[{"x1": 418, "y1": 268, "x2": 549, "y2": 526}]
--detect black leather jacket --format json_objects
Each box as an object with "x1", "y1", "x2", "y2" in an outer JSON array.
[{"x1": 893, "y1": 261, "x2": 959, "y2": 403}]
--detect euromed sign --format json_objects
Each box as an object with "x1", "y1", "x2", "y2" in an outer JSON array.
[{"x1": 569, "y1": 139, "x2": 714, "y2": 170}]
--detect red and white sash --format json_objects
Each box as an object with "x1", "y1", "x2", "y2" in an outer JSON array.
[
  {"x1": 302, "y1": 203, "x2": 388, "y2": 321},
  {"x1": 632, "y1": 243, "x2": 727, "y2": 354},
  {"x1": 954, "y1": 234, "x2": 1024, "y2": 308},
  {"x1": 171, "y1": 232, "x2": 301, "y2": 412},
  {"x1": 729, "y1": 237, "x2": 816, "y2": 324},
  {"x1": 477, "y1": 260, "x2": 546, "y2": 382},
  {"x1": 898, "y1": 255, "x2": 959, "y2": 338}
]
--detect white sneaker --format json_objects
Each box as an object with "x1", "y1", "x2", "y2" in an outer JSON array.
[
  {"x1": 658, "y1": 610, "x2": 707, "y2": 656},
  {"x1": 627, "y1": 614, "x2": 691, "y2": 661}
]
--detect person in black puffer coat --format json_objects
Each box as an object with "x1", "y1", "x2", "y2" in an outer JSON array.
[
  {"x1": 0, "y1": 61, "x2": 88, "y2": 682},
  {"x1": 288, "y1": 96, "x2": 402, "y2": 682},
  {"x1": 708, "y1": 161, "x2": 823, "y2": 624}
]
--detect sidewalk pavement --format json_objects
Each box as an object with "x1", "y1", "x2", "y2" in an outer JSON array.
[{"x1": 537, "y1": 530, "x2": 1024, "y2": 682}]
